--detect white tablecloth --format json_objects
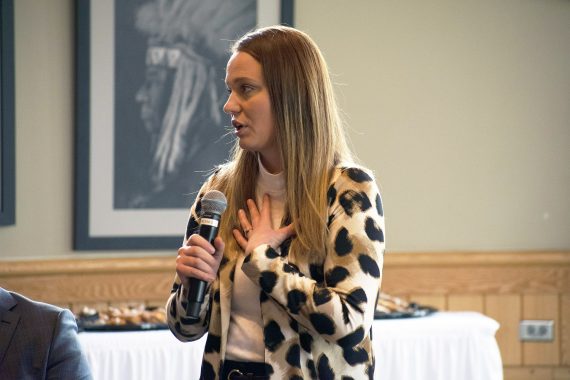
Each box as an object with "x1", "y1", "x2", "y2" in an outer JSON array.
[{"x1": 78, "y1": 311, "x2": 502, "y2": 380}]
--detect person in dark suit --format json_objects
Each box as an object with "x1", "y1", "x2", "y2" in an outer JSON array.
[{"x1": 0, "y1": 287, "x2": 92, "y2": 379}]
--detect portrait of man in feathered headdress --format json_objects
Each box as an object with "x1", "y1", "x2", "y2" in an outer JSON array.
[{"x1": 114, "y1": 0, "x2": 255, "y2": 209}]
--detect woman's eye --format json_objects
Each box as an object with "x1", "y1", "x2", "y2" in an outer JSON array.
[{"x1": 242, "y1": 85, "x2": 254, "y2": 94}]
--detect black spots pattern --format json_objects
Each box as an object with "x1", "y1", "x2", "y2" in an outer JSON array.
[
  {"x1": 346, "y1": 288, "x2": 367, "y2": 311},
  {"x1": 317, "y1": 355, "x2": 335, "y2": 379},
  {"x1": 290, "y1": 318, "x2": 299, "y2": 332},
  {"x1": 213, "y1": 289, "x2": 220, "y2": 303},
  {"x1": 286, "y1": 344, "x2": 301, "y2": 368},
  {"x1": 185, "y1": 217, "x2": 199, "y2": 240},
  {"x1": 313, "y1": 287, "x2": 332, "y2": 306},
  {"x1": 279, "y1": 237, "x2": 292, "y2": 257},
  {"x1": 339, "y1": 190, "x2": 372, "y2": 217},
  {"x1": 342, "y1": 377, "x2": 356, "y2": 380},
  {"x1": 243, "y1": 253, "x2": 252, "y2": 264},
  {"x1": 365, "y1": 217, "x2": 384, "y2": 243},
  {"x1": 307, "y1": 359, "x2": 317, "y2": 379},
  {"x1": 204, "y1": 333, "x2": 221, "y2": 353},
  {"x1": 264, "y1": 320, "x2": 285, "y2": 352},
  {"x1": 340, "y1": 300, "x2": 350, "y2": 325},
  {"x1": 367, "y1": 361, "x2": 375, "y2": 380},
  {"x1": 327, "y1": 185, "x2": 337, "y2": 206},
  {"x1": 260, "y1": 291, "x2": 269, "y2": 303},
  {"x1": 290, "y1": 376, "x2": 303, "y2": 380},
  {"x1": 327, "y1": 214, "x2": 335, "y2": 228},
  {"x1": 334, "y1": 227, "x2": 353, "y2": 256},
  {"x1": 325, "y1": 266, "x2": 350, "y2": 287},
  {"x1": 259, "y1": 271, "x2": 278, "y2": 294},
  {"x1": 358, "y1": 254, "x2": 381, "y2": 278},
  {"x1": 289, "y1": 262, "x2": 302, "y2": 274},
  {"x1": 309, "y1": 264, "x2": 324, "y2": 284},
  {"x1": 310, "y1": 313, "x2": 335, "y2": 335},
  {"x1": 265, "y1": 246, "x2": 280, "y2": 259},
  {"x1": 180, "y1": 315, "x2": 202, "y2": 326},
  {"x1": 338, "y1": 327, "x2": 368, "y2": 365},
  {"x1": 200, "y1": 361, "x2": 215, "y2": 380},
  {"x1": 283, "y1": 262, "x2": 300, "y2": 274},
  {"x1": 338, "y1": 326, "x2": 364, "y2": 347},
  {"x1": 264, "y1": 364, "x2": 274, "y2": 376},
  {"x1": 174, "y1": 322, "x2": 199, "y2": 339},
  {"x1": 287, "y1": 289, "x2": 307, "y2": 314},
  {"x1": 219, "y1": 256, "x2": 229, "y2": 270},
  {"x1": 346, "y1": 168, "x2": 373, "y2": 183},
  {"x1": 229, "y1": 267, "x2": 236, "y2": 283},
  {"x1": 349, "y1": 350, "x2": 370, "y2": 368},
  {"x1": 169, "y1": 295, "x2": 178, "y2": 318},
  {"x1": 375, "y1": 193, "x2": 384, "y2": 217},
  {"x1": 300, "y1": 332, "x2": 313, "y2": 353}
]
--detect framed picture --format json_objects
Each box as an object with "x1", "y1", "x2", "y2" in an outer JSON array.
[
  {"x1": 75, "y1": 0, "x2": 294, "y2": 250},
  {"x1": 0, "y1": 0, "x2": 15, "y2": 226}
]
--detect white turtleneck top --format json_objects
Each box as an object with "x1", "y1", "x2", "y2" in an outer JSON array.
[{"x1": 225, "y1": 157, "x2": 286, "y2": 362}]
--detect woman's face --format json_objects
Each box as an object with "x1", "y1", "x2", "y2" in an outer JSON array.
[{"x1": 224, "y1": 52, "x2": 280, "y2": 171}]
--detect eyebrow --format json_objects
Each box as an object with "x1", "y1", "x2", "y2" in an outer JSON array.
[{"x1": 225, "y1": 76, "x2": 260, "y2": 86}]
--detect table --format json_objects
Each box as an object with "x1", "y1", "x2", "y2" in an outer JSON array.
[{"x1": 78, "y1": 311, "x2": 503, "y2": 380}]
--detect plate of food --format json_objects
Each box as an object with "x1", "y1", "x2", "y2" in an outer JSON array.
[
  {"x1": 374, "y1": 292, "x2": 437, "y2": 319},
  {"x1": 76, "y1": 304, "x2": 168, "y2": 332}
]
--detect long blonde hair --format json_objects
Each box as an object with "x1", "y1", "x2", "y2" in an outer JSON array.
[{"x1": 213, "y1": 26, "x2": 353, "y2": 262}]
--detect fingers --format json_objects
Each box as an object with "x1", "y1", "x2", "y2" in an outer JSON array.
[
  {"x1": 279, "y1": 223, "x2": 296, "y2": 239},
  {"x1": 176, "y1": 234, "x2": 222, "y2": 285},
  {"x1": 244, "y1": 194, "x2": 271, "y2": 227},
  {"x1": 213, "y1": 236, "x2": 225, "y2": 259},
  {"x1": 232, "y1": 228, "x2": 248, "y2": 250},
  {"x1": 237, "y1": 209, "x2": 252, "y2": 235},
  {"x1": 246, "y1": 199, "x2": 260, "y2": 224}
]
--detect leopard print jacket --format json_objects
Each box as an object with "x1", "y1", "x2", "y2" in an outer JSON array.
[{"x1": 166, "y1": 165, "x2": 385, "y2": 379}]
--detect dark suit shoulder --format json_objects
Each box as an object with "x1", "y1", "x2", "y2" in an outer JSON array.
[{"x1": 10, "y1": 291, "x2": 65, "y2": 321}]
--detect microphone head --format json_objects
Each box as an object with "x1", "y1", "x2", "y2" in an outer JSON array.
[{"x1": 201, "y1": 190, "x2": 227, "y2": 216}]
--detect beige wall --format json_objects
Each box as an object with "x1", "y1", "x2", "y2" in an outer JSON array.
[{"x1": 1, "y1": 0, "x2": 569, "y2": 259}]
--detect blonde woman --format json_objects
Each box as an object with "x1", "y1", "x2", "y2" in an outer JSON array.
[{"x1": 166, "y1": 26, "x2": 385, "y2": 380}]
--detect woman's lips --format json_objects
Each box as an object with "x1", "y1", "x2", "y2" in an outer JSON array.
[{"x1": 232, "y1": 120, "x2": 247, "y2": 135}]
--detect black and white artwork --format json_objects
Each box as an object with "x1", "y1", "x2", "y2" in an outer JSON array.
[
  {"x1": 75, "y1": 0, "x2": 293, "y2": 249},
  {"x1": 114, "y1": 0, "x2": 256, "y2": 209}
]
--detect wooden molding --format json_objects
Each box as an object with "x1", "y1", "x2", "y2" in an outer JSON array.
[
  {"x1": 384, "y1": 250, "x2": 570, "y2": 267},
  {"x1": 1, "y1": 250, "x2": 568, "y2": 277}
]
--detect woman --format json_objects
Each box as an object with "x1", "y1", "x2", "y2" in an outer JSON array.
[{"x1": 166, "y1": 26, "x2": 385, "y2": 380}]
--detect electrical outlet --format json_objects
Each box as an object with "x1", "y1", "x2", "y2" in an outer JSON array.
[{"x1": 519, "y1": 320, "x2": 554, "y2": 342}]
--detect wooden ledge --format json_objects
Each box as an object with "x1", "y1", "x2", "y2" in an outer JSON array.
[
  {"x1": 0, "y1": 256, "x2": 174, "y2": 277},
  {"x1": 384, "y1": 250, "x2": 570, "y2": 267},
  {"x1": 0, "y1": 251, "x2": 568, "y2": 277}
]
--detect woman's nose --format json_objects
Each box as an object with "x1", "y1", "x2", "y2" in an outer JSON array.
[{"x1": 223, "y1": 92, "x2": 239, "y2": 115}]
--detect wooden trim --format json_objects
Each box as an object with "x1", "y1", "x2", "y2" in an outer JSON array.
[
  {"x1": 384, "y1": 250, "x2": 570, "y2": 267},
  {"x1": 0, "y1": 256, "x2": 174, "y2": 276},
  {"x1": 1, "y1": 250, "x2": 568, "y2": 277}
]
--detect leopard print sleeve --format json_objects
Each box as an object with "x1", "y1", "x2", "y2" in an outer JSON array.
[
  {"x1": 241, "y1": 166, "x2": 385, "y2": 344},
  {"x1": 165, "y1": 180, "x2": 214, "y2": 342}
]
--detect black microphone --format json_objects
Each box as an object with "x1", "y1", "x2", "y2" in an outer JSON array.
[{"x1": 186, "y1": 190, "x2": 227, "y2": 319}]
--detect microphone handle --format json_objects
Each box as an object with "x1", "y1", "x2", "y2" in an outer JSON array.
[{"x1": 186, "y1": 212, "x2": 221, "y2": 319}]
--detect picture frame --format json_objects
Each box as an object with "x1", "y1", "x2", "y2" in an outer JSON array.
[
  {"x1": 74, "y1": 0, "x2": 294, "y2": 250},
  {"x1": 0, "y1": 0, "x2": 15, "y2": 226}
]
